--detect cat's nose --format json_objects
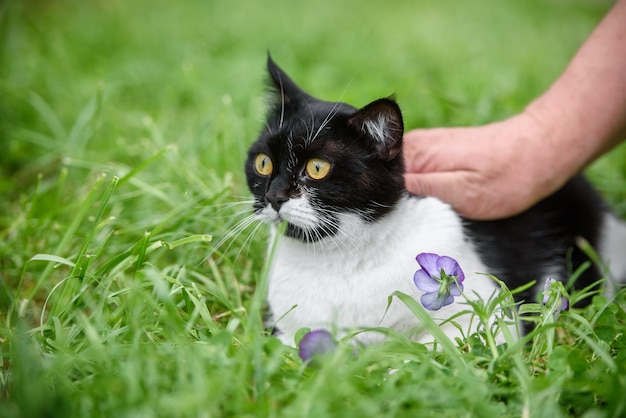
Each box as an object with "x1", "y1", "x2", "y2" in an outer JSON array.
[{"x1": 266, "y1": 191, "x2": 288, "y2": 212}]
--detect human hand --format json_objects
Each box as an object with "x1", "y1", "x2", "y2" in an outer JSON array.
[
  {"x1": 404, "y1": 0, "x2": 626, "y2": 221},
  {"x1": 403, "y1": 113, "x2": 570, "y2": 220}
]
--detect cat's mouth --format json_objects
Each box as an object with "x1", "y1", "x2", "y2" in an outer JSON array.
[
  {"x1": 254, "y1": 200, "x2": 338, "y2": 242},
  {"x1": 254, "y1": 205, "x2": 281, "y2": 224},
  {"x1": 255, "y1": 202, "x2": 293, "y2": 226}
]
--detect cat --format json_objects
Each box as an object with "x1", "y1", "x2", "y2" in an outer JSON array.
[{"x1": 244, "y1": 56, "x2": 626, "y2": 346}]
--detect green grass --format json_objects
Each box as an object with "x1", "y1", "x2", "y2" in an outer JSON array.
[{"x1": 1, "y1": 0, "x2": 625, "y2": 416}]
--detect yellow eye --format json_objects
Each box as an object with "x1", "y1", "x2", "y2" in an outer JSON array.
[
  {"x1": 305, "y1": 158, "x2": 331, "y2": 180},
  {"x1": 254, "y1": 153, "x2": 273, "y2": 176}
]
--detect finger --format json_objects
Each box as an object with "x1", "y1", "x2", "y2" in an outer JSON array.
[
  {"x1": 403, "y1": 128, "x2": 475, "y2": 173},
  {"x1": 404, "y1": 172, "x2": 464, "y2": 205},
  {"x1": 404, "y1": 171, "x2": 493, "y2": 218},
  {"x1": 405, "y1": 172, "x2": 529, "y2": 220},
  {"x1": 403, "y1": 134, "x2": 445, "y2": 172}
]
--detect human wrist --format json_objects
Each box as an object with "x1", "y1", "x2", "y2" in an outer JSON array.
[
  {"x1": 522, "y1": 94, "x2": 592, "y2": 185},
  {"x1": 509, "y1": 104, "x2": 580, "y2": 203},
  {"x1": 523, "y1": 0, "x2": 626, "y2": 179}
]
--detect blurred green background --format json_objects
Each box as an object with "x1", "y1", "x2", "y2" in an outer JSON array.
[{"x1": 1, "y1": 0, "x2": 616, "y2": 180}]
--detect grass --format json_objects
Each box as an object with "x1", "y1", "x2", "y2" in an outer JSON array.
[{"x1": 1, "y1": 0, "x2": 625, "y2": 416}]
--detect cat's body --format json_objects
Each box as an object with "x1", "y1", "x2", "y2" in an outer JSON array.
[{"x1": 245, "y1": 57, "x2": 626, "y2": 345}]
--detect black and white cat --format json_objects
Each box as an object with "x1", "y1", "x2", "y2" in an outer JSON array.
[{"x1": 245, "y1": 57, "x2": 626, "y2": 345}]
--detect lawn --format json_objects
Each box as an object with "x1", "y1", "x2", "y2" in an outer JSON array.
[{"x1": 1, "y1": 0, "x2": 625, "y2": 417}]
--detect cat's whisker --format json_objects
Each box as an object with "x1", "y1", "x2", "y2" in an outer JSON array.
[
  {"x1": 314, "y1": 224, "x2": 337, "y2": 265},
  {"x1": 276, "y1": 73, "x2": 286, "y2": 129},
  {"x1": 302, "y1": 101, "x2": 317, "y2": 146},
  {"x1": 294, "y1": 113, "x2": 314, "y2": 147},
  {"x1": 368, "y1": 200, "x2": 395, "y2": 209},
  {"x1": 327, "y1": 217, "x2": 365, "y2": 262},
  {"x1": 231, "y1": 219, "x2": 267, "y2": 262},
  {"x1": 206, "y1": 198, "x2": 256, "y2": 214},
  {"x1": 205, "y1": 212, "x2": 262, "y2": 262},
  {"x1": 311, "y1": 78, "x2": 354, "y2": 142},
  {"x1": 211, "y1": 204, "x2": 258, "y2": 220},
  {"x1": 321, "y1": 226, "x2": 349, "y2": 263},
  {"x1": 225, "y1": 208, "x2": 260, "y2": 220},
  {"x1": 322, "y1": 208, "x2": 369, "y2": 261},
  {"x1": 310, "y1": 101, "x2": 342, "y2": 144},
  {"x1": 212, "y1": 215, "x2": 257, "y2": 251},
  {"x1": 309, "y1": 80, "x2": 353, "y2": 145},
  {"x1": 304, "y1": 226, "x2": 325, "y2": 266},
  {"x1": 303, "y1": 211, "x2": 355, "y2": 265}
]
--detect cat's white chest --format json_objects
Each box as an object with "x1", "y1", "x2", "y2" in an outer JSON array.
[{"x1": 267, "y1": 196, "x2": 498, "y2": 345}]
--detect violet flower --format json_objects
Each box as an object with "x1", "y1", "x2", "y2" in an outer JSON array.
[
  {"x1": 542, "y1": 276, "x2": 570, "y2": 316},
  {"x1": 298, "y1": 329, "x2": 337, "y2": 362},
  {"x1": 413, "y1": 253, "x2": 465, "y2": 311}
]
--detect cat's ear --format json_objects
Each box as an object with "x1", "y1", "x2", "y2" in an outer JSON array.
[
  {"x1": 266, "y1": 54, "x2": 310, "y2": 108},
  {"x1": 348, "y1": 98, "x2": 404, "y2": 161}
]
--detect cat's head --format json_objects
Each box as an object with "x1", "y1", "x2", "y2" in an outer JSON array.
[{"x1": 245, "y1": 56, "x2": 405, "y2": 242}]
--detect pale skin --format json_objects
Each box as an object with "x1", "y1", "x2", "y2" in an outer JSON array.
[{"x1": 404, "y1": 0, "x2": 626, "y2": 220}]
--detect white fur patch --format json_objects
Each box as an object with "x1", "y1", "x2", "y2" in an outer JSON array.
[
  {"x1": 599, "y1": 214, "x2": 626, "y2": 295},
  {"x1": 362, "y1": 115, "x2": 391, "y2": 144},
  {"x1": 266, "y1": 196, "x2": 505, "y2": 346},
  {"x1": 256, "y1": 194, "x2": 317, "y2": 227}
]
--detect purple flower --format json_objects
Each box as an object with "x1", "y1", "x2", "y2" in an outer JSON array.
[
  {"x1": 298, "y1": 329, "x2": 337, "y2": 362},
  {"x1": 413, "y1": 253, "x2": 465, "y2": 311},
  {"x1": 542, "y1": 276, "x2": 570, "y2": 313}
]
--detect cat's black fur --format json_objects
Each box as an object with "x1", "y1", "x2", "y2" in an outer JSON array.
[
  {"x1": 246, "y1": 56, "x2": 621, "y2": 312},
  {"x1": 465, "y1": 177, "x2": 607, "y2": 305}
]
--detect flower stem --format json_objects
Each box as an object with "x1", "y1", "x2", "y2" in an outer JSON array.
[{"x1": 483, "y1": 325, "x2": 500, "y2": 360}]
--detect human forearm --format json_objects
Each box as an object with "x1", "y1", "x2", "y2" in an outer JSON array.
[{"x1": 524, "y1": 0, "x2": 626, "y2": 182}]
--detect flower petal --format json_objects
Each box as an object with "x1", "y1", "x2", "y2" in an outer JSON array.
[
  {"x1": 420, "y1": 292, "x2": 445, "y2": 310},
  {"x1": 298, "y1": 329, "x2": 337, "y2": 362},
  {"x1": 421, "y1": 291, "x2": 454, "y2": 311},
  {"x1": 416, "y1": 253, "x2": 441, "y2": 278},
  {"x1": 542, "y1": 276, "x2": 556, "y2": 305},
  {"x1": 543, "y1": 276, "x2": 554, "y2": 292},
  {"x1": 449, "y1": 282, "x2": 464, "y2": 297},
  {"x1": 437, "y1": 256, "x2": 465, "y2": 282},
  {"x1": 441, "y1": 294, "x2": 455, "y2": 307},
  {"x1": 414, "y1": 269, "x2": 441, "y2": 293}
]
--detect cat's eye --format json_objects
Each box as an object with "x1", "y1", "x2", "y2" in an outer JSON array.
[
  {"x1": 254, "y1": 153, "x2": 273, "y2": 176},
  {"x1": 305, "y1": 158, "x2": 331, "y2": 180}
]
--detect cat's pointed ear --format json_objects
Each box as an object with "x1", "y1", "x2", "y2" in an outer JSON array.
[
  {"x1": 266, "y1": 54, "x2": 309, "y2": 108},
  {"x1": 348, "y1": 98, "x2": 404, "y2": 161}
]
